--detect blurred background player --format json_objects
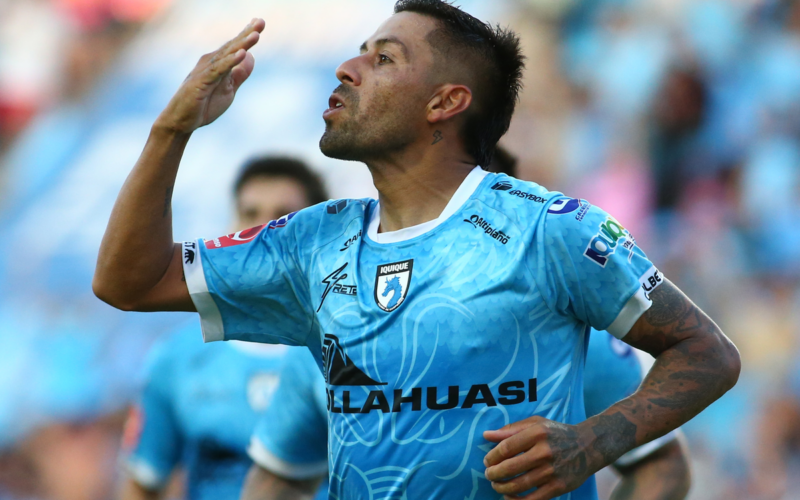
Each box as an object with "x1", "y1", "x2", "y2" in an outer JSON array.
[
  {"x1": 119, "y1": 157, "x2": 328, "y2": 500},
  {"x1": 241, "y1": 328, "x2": 690, "y2": 500}
]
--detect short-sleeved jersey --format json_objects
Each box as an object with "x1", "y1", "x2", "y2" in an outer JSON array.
[
  {"x1": 122, "y1": 326, "x2": 289, "y2": 500},
  {"x1": 248, "y1": 348, "x2": 329, "y2": 500},
  {"x1": 249, "y1": 330, "x2": 676, "y2": 496},
  {"x1": 185, "y1": 168, "x2": 663, "y2": 500}
]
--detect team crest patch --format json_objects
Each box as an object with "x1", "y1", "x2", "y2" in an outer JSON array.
[{"x1": 374, "y1": 260, "x2": 413, "y2": 312}]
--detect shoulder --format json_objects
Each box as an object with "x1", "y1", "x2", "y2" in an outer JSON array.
[
  {"x1": 476, "y1": 173, "x2": 598, "y2": 236},
  {"x1": 271, "y1": 198, "x2": 372, "y2": 245}
]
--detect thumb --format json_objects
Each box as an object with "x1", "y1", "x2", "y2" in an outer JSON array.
[{"x1": 231, "y1": 51, "x2": 256, "y2": 90}]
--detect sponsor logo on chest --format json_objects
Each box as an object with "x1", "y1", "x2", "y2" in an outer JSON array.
[{"x1": 463, "y1": 215, "x2": 510, "y2": 244}]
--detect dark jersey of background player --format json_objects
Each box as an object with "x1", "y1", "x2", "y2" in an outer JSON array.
[
  {"x1": 94, "y1": 1, "x2": 739, "y2": 499},
  {"x1": 118, "y1": 157, "x2": 327, "y2": 500}
]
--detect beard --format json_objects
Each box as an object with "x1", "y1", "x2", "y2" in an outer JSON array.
[{"x1": 320, "y1": 85, "x2": 419, "y2": 163}]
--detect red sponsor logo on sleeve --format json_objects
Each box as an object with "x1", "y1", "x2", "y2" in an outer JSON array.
[
  {"x1": 205, "y1": 224, "x2": 265, "y2": 250},
  {"x1": 203, "y1": 212, "x2": 297, "y2": 250}
]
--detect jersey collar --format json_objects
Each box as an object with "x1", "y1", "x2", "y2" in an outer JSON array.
[{"x1": 367, "y1": 166, "x2": 489, "y2": 244}]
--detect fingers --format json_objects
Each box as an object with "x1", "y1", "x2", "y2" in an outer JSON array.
[
  {"x1": 484, "y1": 424, "x2": 547, "y2": 467},
  {"x1": 219, "y1": 18, "x2": 265, "y2": 58},
  {"x1": 490, "y1": 462, "x2": 554, "y2": 496},
  {"x1": 484, "y1": 416, "x2": 546, "y2": 443},
  {"x1": 207, "y1": 48, "x2": 249, "y2": 83},
  {"x1": 485, "y1": 444, "x2": 551, "y2": 482}
]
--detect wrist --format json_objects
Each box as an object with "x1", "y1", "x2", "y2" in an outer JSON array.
[
  {"x1": 150, "y1": 120, "x2": 194, "y2": 141},
  {"x1": 576, "y1": 415, "x2": 631, "y2": 471}
]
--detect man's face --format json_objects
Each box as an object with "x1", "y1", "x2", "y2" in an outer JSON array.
[
  {"x1": 234, "y1": 176, "x2": 310, "y2": 231},
  {"x1": 320, "y1": 12, "x2": 439, "y2": 162}
]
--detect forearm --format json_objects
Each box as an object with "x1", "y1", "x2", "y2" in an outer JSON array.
[
  {"x1": 240, "y1": 465, "x2": 322, "y2": 500},
  {"x1": 582, "y1": 282, "x2": 740, "y2": 468},
  {"x1": 94, "y1": 125, "x2": 190, "y2": 307},
  {"x1": 610, "y1": 440, "x2": 690, "y2": 500}
]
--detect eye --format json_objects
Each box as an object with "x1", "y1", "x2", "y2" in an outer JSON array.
[{"x1": 378, "y1": 54, "x2": 392, "y2": 64}]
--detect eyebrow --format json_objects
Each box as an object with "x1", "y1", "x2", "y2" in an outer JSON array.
[{"x1": 359, "y1": 37, "x2": 409, "y2": 58}]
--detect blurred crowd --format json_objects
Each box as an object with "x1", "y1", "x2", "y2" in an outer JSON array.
[{"x1": 1, "y1": 0, "x2": 800, "y2": 499}]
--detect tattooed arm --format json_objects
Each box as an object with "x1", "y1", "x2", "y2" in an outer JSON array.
[
  {"x1": 611, "y1": 439, "x2": 691, "y2": 500},
  {"x1": 93, "y1": 19, "x2": 264, "y2": 312},
  {"x1": 240, "y1": 465, "x2": 322, "y2": 500},
  {"x1": 484, "y1": 278, "x2": 739, "y2": 499}
]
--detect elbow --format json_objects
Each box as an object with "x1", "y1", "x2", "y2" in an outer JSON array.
[
  {"x1": 717, "y1": 332, "x2": 742, "y2": 394},
  {"x1": 92, "y1": 273, "x2": 139, "y2": 312}
]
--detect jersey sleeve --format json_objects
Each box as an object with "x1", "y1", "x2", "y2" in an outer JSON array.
[
  {"x1": 248, "y1": 348, "x2": 328, "y2": 480},
  {"x1": 531, "y1": 198, "x2": 664, "y2": 338},
  {"x1": 182, "y1": 210, "x2": 316, "y2": 344},
  {"x1": 121, "y1": 343, "x2": 182, "y2": 490}
]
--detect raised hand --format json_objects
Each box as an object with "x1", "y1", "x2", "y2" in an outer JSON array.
[
  {"x1": 155, "y1": 18, "x2": 266, "y2": 134},
  {"x1": 483, "y1": 416, "x2": 596, "y2": 500}
]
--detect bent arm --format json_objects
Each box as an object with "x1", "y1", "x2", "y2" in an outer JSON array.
[
  {"x1": 93, "y1": 128, "x2": 194, "y2": 312},
  {"x1": 611, "y1": 439, "x2": 691, "y2": 500},
  {"x1": 584, "y1": 278, "x2": 740, "y2": 467},
  {"x1": 93, "y1": 19, "x2": 264, "y2": 312},
  {"x1": 240, "y1": 465, "x2": 323, "y2": 500}
]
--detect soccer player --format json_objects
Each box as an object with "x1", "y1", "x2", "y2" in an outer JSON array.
[
  {"x1": 94, "y1": 1, "x2": 740, "y2": 498},
  {"x1": 241, "y1": 330, "x2": 690, "y2": 500},
  {"x1": 118, "y1": 157, "x2": 327, "y2": 500}
]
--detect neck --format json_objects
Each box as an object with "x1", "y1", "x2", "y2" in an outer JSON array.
[{"x1": 367, "y1": 142, "x2": 476, "y2": 233}]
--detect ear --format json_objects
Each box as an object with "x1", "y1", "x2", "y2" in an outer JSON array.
[{"x1": 427, "y1": 84, "x2": 472, "y2": 124}]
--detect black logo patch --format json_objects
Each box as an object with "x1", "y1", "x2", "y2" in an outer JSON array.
[
  {"x1": 183, "y1": 242, "x2": 196, "y2": 264},
  {"x1": 491, "y1": 181, "x2": 513, "y2": 191},
  {"x1": 374, "y1": 260, "x2": 413, "y2": 312},
  {"x1": 327, "y1": 200, "x2": 348, "y2": 214},
  {"x1": 323, "y1": 334, "x2": 385, "y2": 386}
]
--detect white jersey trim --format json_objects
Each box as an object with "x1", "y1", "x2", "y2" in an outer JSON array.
[
  {"x1": 248, "y1": 436, "x2": 328, "y2": 480},
  {"x1": 615, "y1": 429, "x2": 682, "y2": 467},
  {"x1": 122, "y1": 457, "x2": 168, "y2": 491},
  {"x1": 606, "y1": 266, "x2": 663, "y2": 339},
  {"x1": 367, "y1": 166, "x2": 488, "y2": 244},
  {"x1": 182, "y1": 241, "x2": 225, "y2": 343}
]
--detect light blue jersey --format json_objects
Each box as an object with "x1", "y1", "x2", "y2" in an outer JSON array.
[
  {"x1": 248, "y1": 348, "x2": 329, "y2": 500},
  {"x1": 184, "y1": 168, "x2": 663, "y2": 500},
  {"x1": 250, "y1": 330, "x2": 674, "y2": 497},
  {"x1": 584, "y1": 332, "x2": 642, "y2": 419},
  {"x1": 122, "y1": 326, "x2": 288, "y2": 500}
]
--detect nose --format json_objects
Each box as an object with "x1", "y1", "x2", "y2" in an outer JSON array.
[{"x1": 335, "y1": 55, "x2": 362, "y2": 86}]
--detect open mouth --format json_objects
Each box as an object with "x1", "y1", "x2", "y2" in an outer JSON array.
[
  {"x1": 323, "y1": 94, "x2": 346, "y2": 120},
  {"x1": 328, "y1": 94, "x2": 345, "y2": 110}
]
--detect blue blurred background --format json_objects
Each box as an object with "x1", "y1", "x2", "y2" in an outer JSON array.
[{"x1": 1, "y1": 0, "x2": 799, "y2": 498}]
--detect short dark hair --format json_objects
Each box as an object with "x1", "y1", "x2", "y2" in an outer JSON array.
[
  {"x1": 394, "y1": 0, "x2": 525, "y2": 167},
  {"x1": 234, "y1": 156, "x2": 328, "y2": 206}
]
